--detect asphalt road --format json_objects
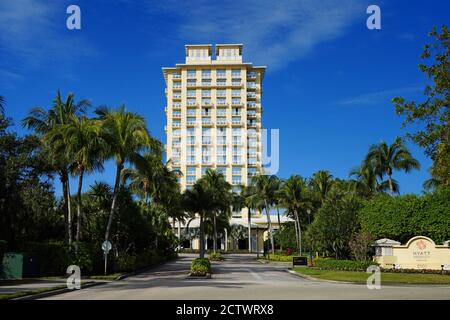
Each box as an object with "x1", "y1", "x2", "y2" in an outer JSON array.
[{"x1": 42, "y1": 254, "x2": 450, "y2": 300}]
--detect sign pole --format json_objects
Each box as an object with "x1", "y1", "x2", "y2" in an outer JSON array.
[{"x1": 104, "y1": 252, "x2": 107, "y2": 275}]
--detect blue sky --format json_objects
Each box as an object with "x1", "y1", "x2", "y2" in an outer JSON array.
[{"x1": 1, "y1": 0, "x2": 448, "y2": 196}]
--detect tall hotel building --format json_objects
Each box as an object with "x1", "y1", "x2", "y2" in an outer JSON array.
[{"x1": 163, "y1": 44, "x2": 265, "y2": 199}]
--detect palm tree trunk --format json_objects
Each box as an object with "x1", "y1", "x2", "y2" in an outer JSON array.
[
  {"x1": 76, "y1": 166, "x2": 84, "y2": 242},
  {"x1": 388, "y1": 173, "x2": 394, "y2": 194},
  {"x1": 294, "y1": 210, "x2": 302, "y2": 255},
  {"x1": 61, "y1": 172, "x2": 70, "y2": 245},
  {"x1": 199, "y1": 214, "x2": 205, "y2": 259},
  {"x1": 213, "y1": 213, "x2": 217, "y2": 253},
  {"x1": 276, "y1": 206, "x2": 282, "y2": 252},
  {"x1": 293, "y1": 216, "x2": 299, "y2": 251},
  {"x1": 264, "y1": 201, "x2": 274, "y2": 255},
  {"x1": 105, "y1": 163, "x2": 123, "y2": 242},
  {"x1": 66, "y1": 178, "x2": 73, "y2": 246},
  {"x1": 247, "y1": 208, "x2": 252, "y2": 253}
]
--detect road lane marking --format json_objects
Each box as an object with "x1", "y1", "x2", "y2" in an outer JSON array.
[{"x1": 245, "y1": 268, "x2": 262, "y2": 280}]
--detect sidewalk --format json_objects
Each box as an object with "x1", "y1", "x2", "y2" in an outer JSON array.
[{"x1": 0, "y1": 278, "x2": 68, "y2": 296}]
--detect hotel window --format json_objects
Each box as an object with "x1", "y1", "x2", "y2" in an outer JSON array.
[
  {"x1": 231, "y1": 69, "x2": 241, "y2": 78},
  {"x1": 217, "y1": 166, "x2": 227, "y2": 175},
  {"x1": 232, "y1": 98, "x2": 241, "y2": 106},
  {"x1": 187, "y1": 167, "x2": 196, "y2": 175},
  {"x1": 201, "y1": 99, "x2": 211, "y2": 106},
  {"x1": 217, "y1": 79, "x2": 226, "y2": 86},
  {"x1": 172, "y1": 120, "x2": 181, "y2": 128},
  {"x1": 202, "y1": 128, "x2": 211, "y2": 136},
  {"x1": 202, "y1": 108, "x2": 210, "y2": 116},
  {"x1": 232, "y1": 176, "x2": 241, "y2": 185},
  {"x1": 232, "y1": 128, "x2": 241, "y2": 136},
  {"x1": 202, "y1": 69, "x2": 211, "y2": 78},
  {"x1": 232, "y1": 89, "x2": 241, "y2": 97},
  {"x1": 187, "y1": 176, "x2": 196, "y2": 185},
  {"x1": 187, "y1": 127, "x2": 195, "y2": 136},
  {"x1": 232, "y1": 186, "x2": 241, "y2": 194},
  {"x1": 187, "y1": 89, "x2": 196, "y2": 97},
  {"x1": 217, "y1": 109, "x2": 226, "y2": 117},
  {"x1": 187, "y1": 70, "x2": 196, "y2": 78},
  {"x1": 232, "y1": 167, "x2": 241, "y2": 175},
  {"x1": 217, "y1": 136, "x2": 226, "y2": 145},
  {"x1": 217, "y1": 155, "x2": 227, "y2": 165},
  {"x1": 202, "y1": 146, "x2": 212, "y2": 156},
  {"x1": 187, "y1": 146, "x2": 196, "y2": 156},
  {"x1": 232, "y1": 146, "x2": 241, "y2": 156},
  {"x1": 202, "y1": 89, "x2": 211, "y2": 97},
  {"x1": 187, "y1": 109, "x2": 196, "y2": 117},
  {"x1": 187, "y1": 136, "x2": 195, "y2": 144},
  {"x1": 232, "y1": 108, "x2": 241, "y2": 116},
  {"x1": 173, "y1": 129, "x2": 181, "y2": 137},
  {"x1": 187, "y1": 98, "x2": 197, "y2": 106},
  {"x1": 217, "y1": 89, "x2": 226, "y2": 97},
  {"x1": 201, "y1": 79, "x2": 211, "y2": 86},
  {"x1": 216, "y1": 69, "x2": 226, "y2": 78},
  {"x1": 187, "y1": 79, "x2": 197, "y2": 87},
  {"x1": 187, "y1": 156, "x2": 196, "y2": 164},
  {"x1": 248, "y1": 168, "x2": 257, "y2": 177},
  {"x1": 217, "y1": 98, "x2": 227, "y2": 105},
  {"x1": 217, "y1": 127, "x2": 227, "y2": 136},
  {"x1": 187, "y1": 117, "x2": 196, "y2": 125}
]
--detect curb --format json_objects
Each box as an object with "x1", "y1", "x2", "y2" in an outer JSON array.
[
  {"x1": 12, "y1": 281, "x2": 106, "y2": 300},
  {"x1": 185, "y1": 272, "x2": 212, "y2": 280}
]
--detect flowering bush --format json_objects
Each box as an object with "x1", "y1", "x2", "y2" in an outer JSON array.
[{"x1": 285, "y1": 248, "x2": 294, "y2": 256}]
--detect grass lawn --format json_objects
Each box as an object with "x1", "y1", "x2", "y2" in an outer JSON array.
[
  {"x1": 261, "y1": 254, "x2": 308, "y2": 262},
  {"x1": 293, "y1": 267, "x2": 450, "y2": 285}
]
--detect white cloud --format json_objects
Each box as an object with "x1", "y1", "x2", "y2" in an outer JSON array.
[
  {"x1": 151, "y1": 0, "x2": 365, "y2": 71},
  {"x1": 338, "y1": 86, "x2": 423, "y2": 106}
]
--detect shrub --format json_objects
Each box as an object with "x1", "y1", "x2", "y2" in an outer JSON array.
[
  {"x1": 359, "y1": 189, "x2": 450, "y2": 244},
  {"x1": 315, "y1": 258, "x2": 378, "y2": 271},
  {"x1": 190, "y1": 258, "x2": 211, "y2": 276},
  {"x1": 209, "y1": 252, "x2": 224, "y2": 261},
  {"x1": 0, "y1": 240, "x2": 7, "y2": 263},
  {"x1": 285, "y1": 247, "x2": 294, "y2": 256}
]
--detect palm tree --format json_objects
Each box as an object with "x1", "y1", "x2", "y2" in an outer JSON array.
[
  {"x1": 310, "y1": 170, "x2": 334, "y2": 204},
  {"x1": 277, "y1": 175, "x2": 312, "y2": 255},
  {"x1": 182, "y1": 181, "x2": 214, "y2": 258},
  {"x1": 22, "y1": 91, "x2": 90, "y2": 244},
  {"x1": 95, "y1": 105, "x2": 157, "y2": 243},
  {"x1": 365, "y1": 137, "x2": 420, "y2": 194},
  {"x1": 202, "y1": 169, "x2": 232, "y2": 253},
  {"x1": 349, "y1": 162, "x2": 382, "y2": 198},
  {"x1": 250, "y1": 174, "x2": 279, "y2": 255},
  {"x1": 58, "y1": 116, "x2": 106, "y2": 242}
]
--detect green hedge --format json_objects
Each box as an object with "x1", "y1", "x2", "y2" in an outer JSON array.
[
  {"x1": 359, "y1": 189, "x2": 450, "y2": 244},
  {"x1": 190, "y1": 258, "x2": 211, "y2": 275},
  {"x1": 265, "y1": 254, "x2": 308, "y2": 262},
  {"x1": 315, "y1": 258, "x2": 378, "y2": 271}
]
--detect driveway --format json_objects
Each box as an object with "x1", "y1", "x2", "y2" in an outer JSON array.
[{"x1": 41, "y1": 254, "x2": 450, "y2": 300}]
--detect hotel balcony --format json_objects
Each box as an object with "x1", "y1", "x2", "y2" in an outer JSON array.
[
  {"x1": 231, "y1": 100, "x2": 243, "y2": 107},
  {"x1": 231, "y1": 73, "x2": 241, "y2": 78},
  {"x1": 186, "y1": 121, "x2": 197, "y2": 127},
  {"x1": 172, "y1": 123, "x2": 181, "y2": 128},
  {"x1": 247, "y1": 72, "x2": 257, "y2": 79},
  {"x1": 232, "y1": 139, "x2": 241, "y2": 145},
  {"x1": 186, "y1": 140, "x2": 196, "y2": 145},
  {"x1": 216, "y1": 72, "x2": 226, "y2": 78},
  {"x1": 247, "y1": 93, "x2": 257, "y2": 99},
  {"x1": 231, "y1": 120, "x2": 243, "y2": 126},
  {"x1": 217, "y1": 140, "x2": 227, "y2": 145},
  {"x1": 199, "y1": 81, "x2": 212, "y2": 87},
  {"x1": 187, "y1": 73, "x2": 197, "y2": 79},
  {"x1": 172, "y1": 73, "x2": 181, "y2": 79},
  {"x1": 186, "y1": 160, "x2": 197, "y2": 165},
  {"x1": 187, "y1": 101, "x2": 198, "y2": 107},
  {"x1": 173, "y1": 103, "x2": 181, "y2": 109},
  {"x1": 173, "y1": 94, "x2": 182, "y2": 100},
  {"x1": 216, "y1": 100, "x2": 228, "y2": 106},
  {"x1": 202, "y1": 73, "x2": 212, "y2": 79},
  {"x1": 172, "y1": 85, "x2": 182, "y2": 90},
  {"x1": 217, "y1": 160, "x2": 227, "y2": 165},
  {"x1": 172, "y1": 113, "x2": 181, "y2": 119},
  {"x1": 202, "y1": 139, "x2": 212, "y2": 145},
  {"x1": 201, "y1": 100, "x2": 212, "y2": 107},
  {"x1": 232, "y1": 112, "x2": 241, "y2": 116},
  {"x1": 202, "y1": 119, "x2": 213, "y2": 126},
  {"x1": 216, "y1": 81, "x2": 227, "y2": 87},
  {"x1": 231, "y1": 82, "x2": 243, "y2": 87},
  {"x1": 216, "y1": 119, "x2": 228, "y2": 126},
  {"x1": 187, "y1": 81, "x2": 197, "y2": 88}
]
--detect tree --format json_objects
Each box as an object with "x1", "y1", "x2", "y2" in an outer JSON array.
[
  {"x1": 229, "y1": 224, "x2": 247, "y2": 251},
  {"x1": 54, "y1": 115, "x2": 106, "y2": 242},
  {"x1": 365, "y1": 137, "x2": 420, "y2": 194},
  {"x1": 277, "y1": 175, "x2": 312, "y2": 255},
  {"x1": 349, "y1": 162, "x2": 381, "y2": 198},
  {"x1": 182, "y1": 181, "x2": 214, "y2": 258},
  {"x1": 203, "y1": 169, "x2": 232, "y2": 253},
  {"x1": 95, "y1": 105, "x2": 156, "y2": 243},
  {"x1": 0, "y1": 95, "x2": 5, "y2": 114},
  {"x1": 392, "y1": 25, "x2": 450, "y2": 188},
  {"x1": 250, "y1": 175, "x2": 279, "y2": 255},
  {"x1": 309, "y1": 170, "x2": 334, "y2": 204},
  {"x1": 309, "y1": 188, "x2": 362, "y2": 259},
  {"x1": 22, "y1": 91, "x2": 90, "y2": 244}
]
